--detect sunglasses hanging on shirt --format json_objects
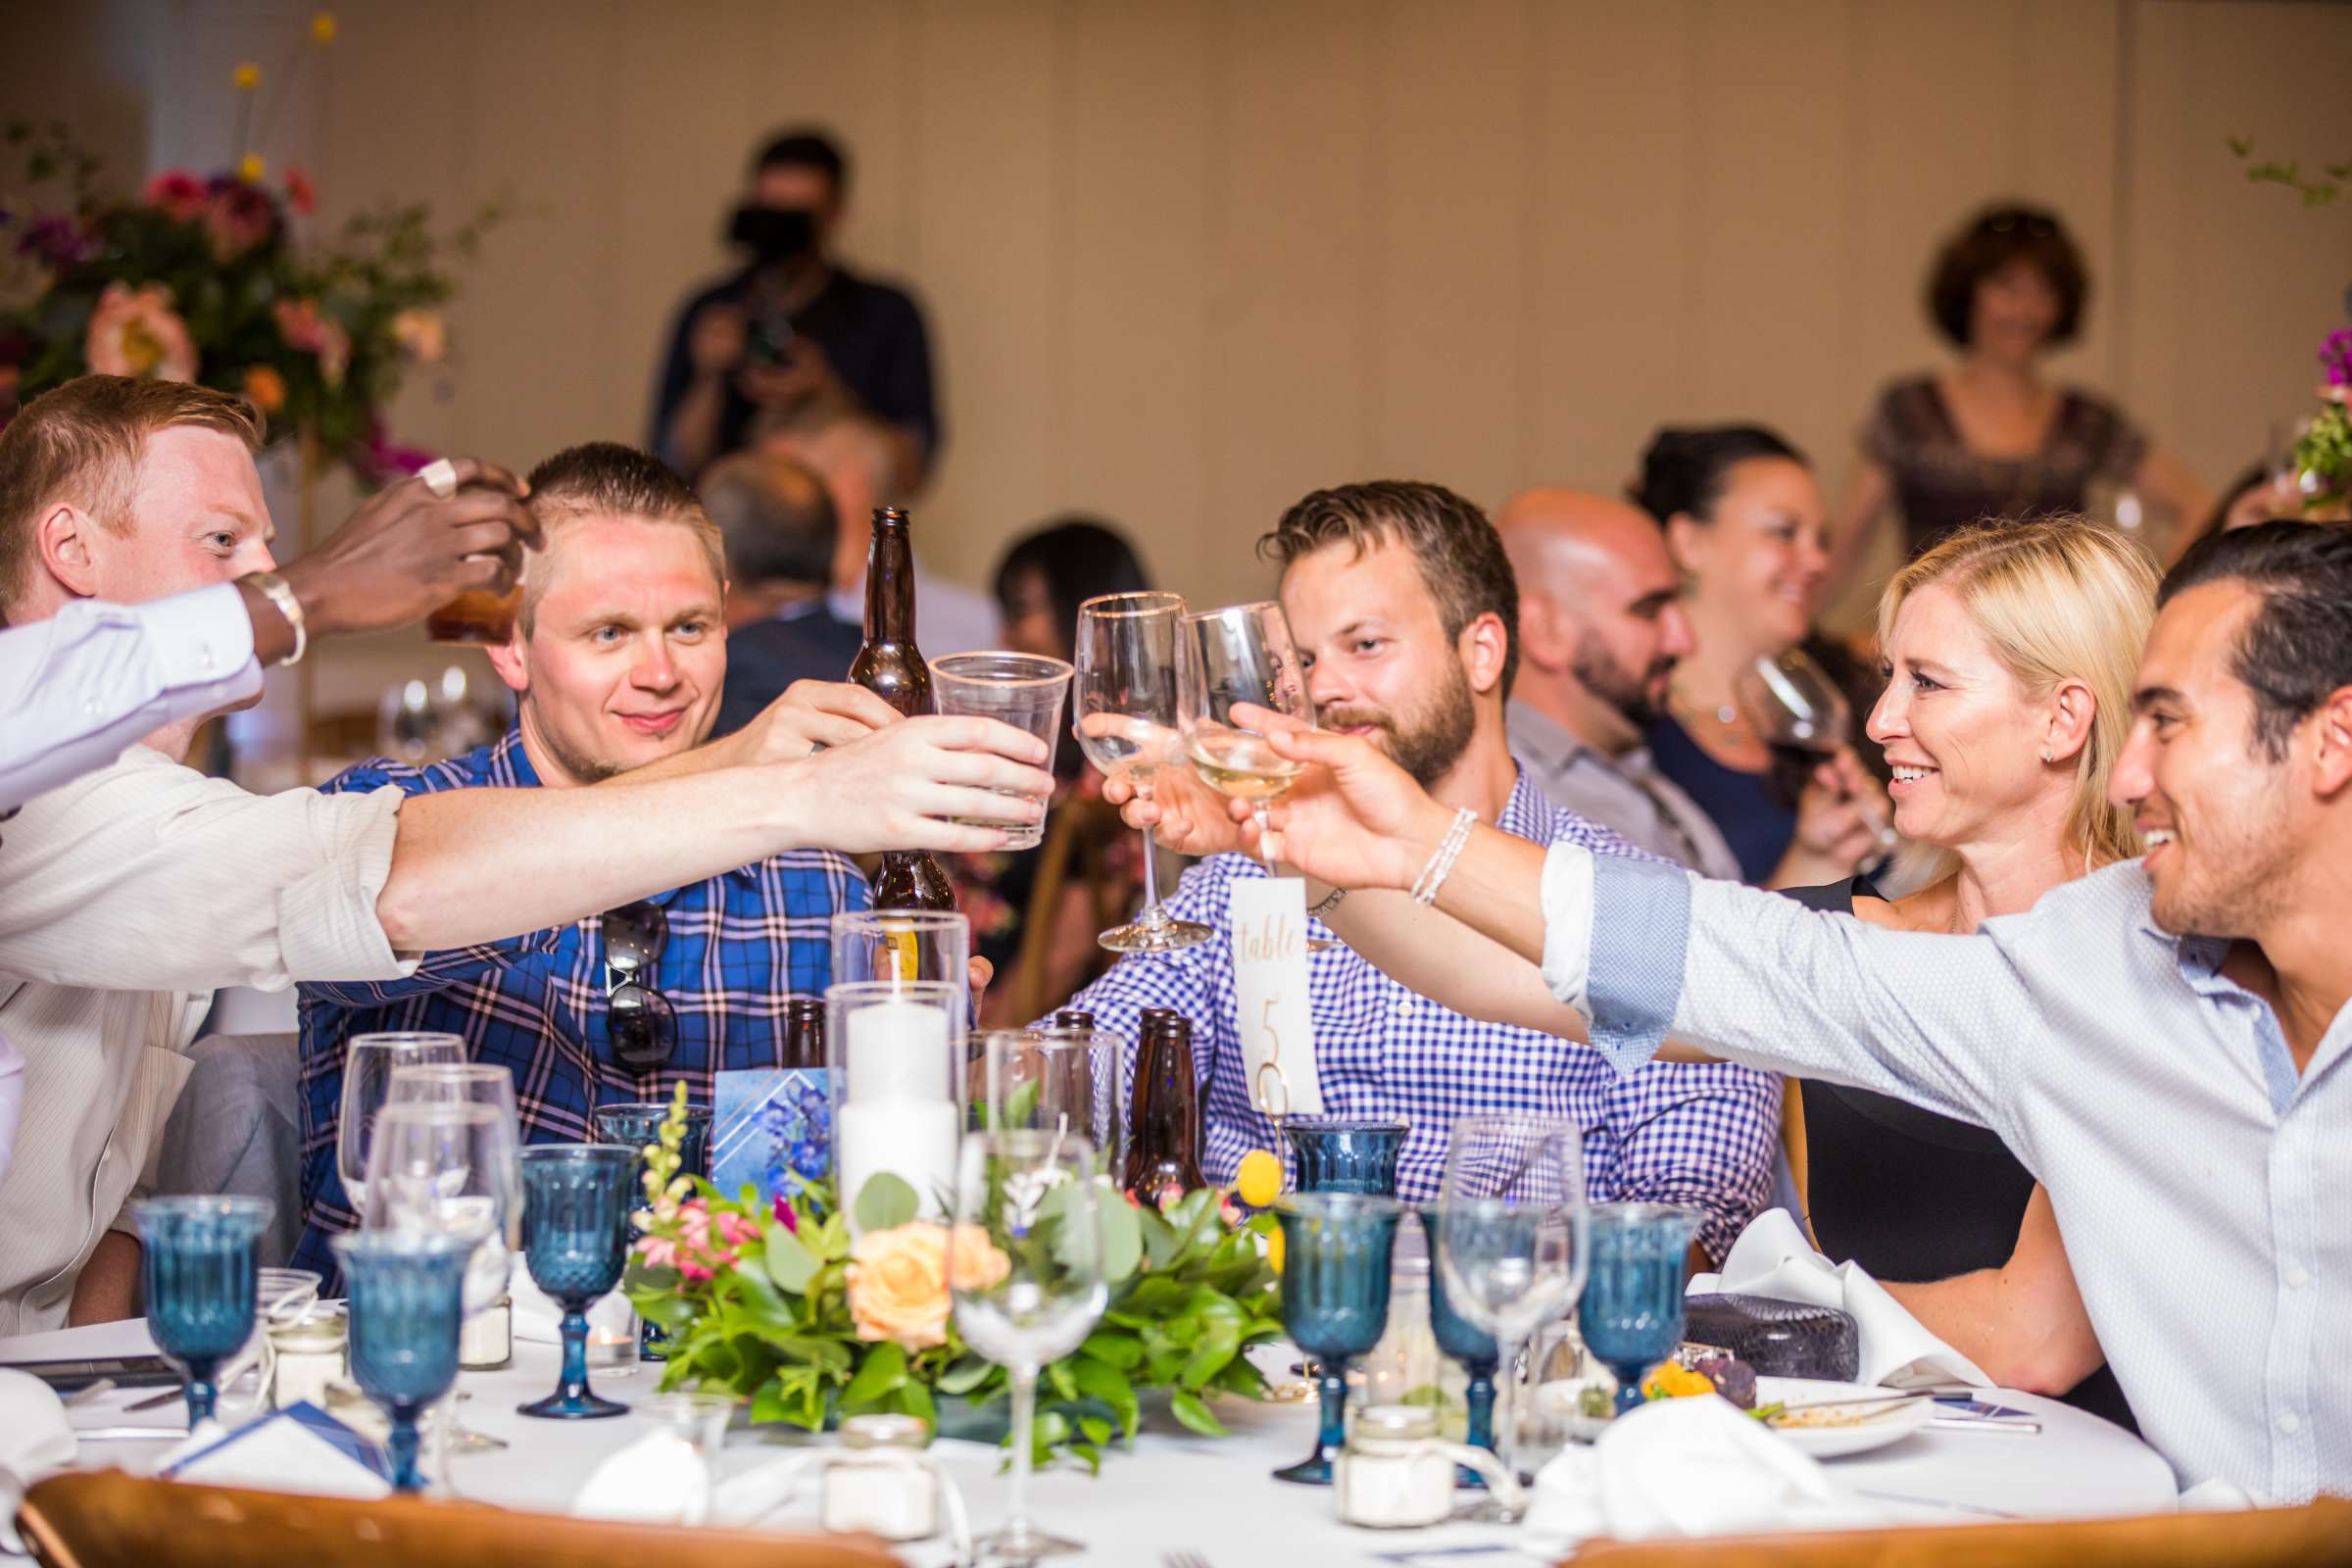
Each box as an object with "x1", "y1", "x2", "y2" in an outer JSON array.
[{"x1": 603, "y1": 901, "x2": 675, "y2": 1073}]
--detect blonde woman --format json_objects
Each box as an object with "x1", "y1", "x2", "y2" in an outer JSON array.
[{"x1": 1775, "y1": 516, "x2": 2155, "y2": 1425}]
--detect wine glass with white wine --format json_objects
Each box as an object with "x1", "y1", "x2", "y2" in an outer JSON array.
[{"x1": 1072, "y1": 591, "x2": 1211, "y2": 955}]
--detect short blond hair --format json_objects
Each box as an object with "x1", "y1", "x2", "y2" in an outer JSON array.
[
  {"x1": 518, "y1": 442, "x2": 725, "y2": 635},
  {"x1": 1879, "y1": 516, "x2": 2157, "y2": 870},
  {"x1": 0, "y1": 375, "x2": 262, "y2": 610}
]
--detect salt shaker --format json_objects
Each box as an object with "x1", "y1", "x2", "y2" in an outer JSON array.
[
  {"x1": 821, "y1": 1413, "x2": 939, "y2": 1541},
  {"x1": 1334, "y1": 1404, "x2": 1520, "y2": 1530},
  {"x1": 267, "y1": 1304, "x2": 347, "y2": 1411}
]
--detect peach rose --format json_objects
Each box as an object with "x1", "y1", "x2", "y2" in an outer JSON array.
[
  {"x1": 846, "y1": 1222, "x2": 1010, "y2": 1348},
  {"x1": 84, "y1": 282, "x2": 197, "y2": 383}
]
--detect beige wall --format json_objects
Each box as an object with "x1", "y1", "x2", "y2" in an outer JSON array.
[{"x1": 12, "y1": 0, "x2": 2352, "y2": 631}]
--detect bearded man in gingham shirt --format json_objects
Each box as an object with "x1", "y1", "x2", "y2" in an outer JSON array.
[{"x1": 1050, "y1": 481, "x2": 1780, "y2": 1262}]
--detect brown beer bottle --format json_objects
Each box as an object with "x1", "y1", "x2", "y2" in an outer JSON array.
[
  {"x1": 1122, "y1": 1007, "x2": 1206, "y2": 1208},
  {"x1": 782, "y1": 997, "x2": 825, "y2": 1070},
  {"x1": 847, "y1": 506, "x2": 957, "y2": 911}
]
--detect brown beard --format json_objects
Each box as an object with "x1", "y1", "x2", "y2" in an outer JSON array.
[
  {"x1": 1570, "y1": 625, "x2": 1674, "y2": 731},
  {"x1": 1321, "y1": 659, "x2": 1478, "y2": 790}
]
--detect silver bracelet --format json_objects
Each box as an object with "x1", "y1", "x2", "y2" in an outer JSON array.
[
  {"x1": 241, "y1": 570, "x2": 307, "y2": 666},
  {"x1": 1307, "y1": 886, "x2": 1347, "y2": 917},
  {"x1": 1409, "y1": 808, "x2": 1478, "y2": 906}
]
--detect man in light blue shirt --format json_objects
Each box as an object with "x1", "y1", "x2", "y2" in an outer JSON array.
[{"x1": 1239, "y1": 520, "x2": 2352, "y2": 1502}]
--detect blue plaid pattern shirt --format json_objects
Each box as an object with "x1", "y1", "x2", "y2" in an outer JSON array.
[
  {"x1": 292, "y1": 728, "x2": 868, "y2": 1277},
  {"x1": 1052, "y1": 770, "x2": 1780, "y2": 1263}
]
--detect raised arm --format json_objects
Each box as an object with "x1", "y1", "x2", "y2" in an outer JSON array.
[{"x1": 1883, "y1": 1185, "x2": 2107, "y2": 1396}]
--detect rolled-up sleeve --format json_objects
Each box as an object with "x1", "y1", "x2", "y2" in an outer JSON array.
[
  {"x1": 0, "y1": 586, "x2": 264, "y2": 811},
  {"x1": 0, "y1": 749, "x2": 416, "y2": 994}
]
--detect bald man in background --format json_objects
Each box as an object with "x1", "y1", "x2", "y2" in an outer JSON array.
[{"x1": 1497, "y1": 489, "x2": 1745, "y2": 879}]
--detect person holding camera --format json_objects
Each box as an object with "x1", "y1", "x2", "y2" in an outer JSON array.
[{"x1": 650, "y1": 127, "x2": 940, "y2": 489}]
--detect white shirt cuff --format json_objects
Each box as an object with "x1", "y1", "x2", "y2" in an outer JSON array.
[
  {"x1": 134, "y1": 581, "x2": 261, "y2": 688},
  {"x1": 1539, "y1": 839, "x2": 1596, "y2": 1016}
]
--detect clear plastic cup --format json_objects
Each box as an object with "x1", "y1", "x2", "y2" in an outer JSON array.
[{"x1": 928, "y1": 652, "x2": 1073, "y2": 851}]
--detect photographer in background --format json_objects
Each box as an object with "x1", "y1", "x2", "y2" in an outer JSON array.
[{"x1": 651, "y1": 128, "x2": 941, "y2": 489}]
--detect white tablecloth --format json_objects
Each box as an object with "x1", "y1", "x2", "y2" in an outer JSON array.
[{"x1": 58, "y1": 1341, "x2": 2180, "y2": 1565}]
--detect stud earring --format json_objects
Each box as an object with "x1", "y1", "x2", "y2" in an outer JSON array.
[{"x1": 2039, "y1": 749, "x2": 2053, "y2": 762}]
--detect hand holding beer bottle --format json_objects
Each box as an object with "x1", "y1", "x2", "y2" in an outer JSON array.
[{"x1": 273, "y1": 458, "x2": 541, "y2": 645}]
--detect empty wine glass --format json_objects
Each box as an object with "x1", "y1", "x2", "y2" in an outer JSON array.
[
  {"x1": 1735, "y1": 649, "x2": 1897, "y2": 858},
  {"x1": 977, "y1": 1028, "x2": 1122, "y2": 1177},
  {"x1": 950, "y1": 1130, "x2": 1108, "y2": 1563},
  {"x1": 1073, "y1": 591, "x2": 1212, "y2": 955},
  {"x1": 337, "y1": 1033, "x2": 466, "y2": 1222},
  {"x1": 1433, "y1": 1114, "x2": 1590, "y2": 1518}
]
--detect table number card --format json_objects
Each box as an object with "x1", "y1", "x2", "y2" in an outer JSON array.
[{"x1": 1230, "y1": 876, "x2": 1324, "y2": 1118}]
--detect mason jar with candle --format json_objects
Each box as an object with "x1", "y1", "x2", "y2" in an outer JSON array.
[
  {"x1": 1334, "y1": 1404, "x2": 1520, "y2": 1530},
  {"x1": 268, "y1": 1303, "x2": 347, "y2": 1411},
  {"x1": 826, "y1": 978, "x2": 966, "y2": 1226},
  {"x1": 821, "y1": 1412, "x2": 941, "y2": 1541}
]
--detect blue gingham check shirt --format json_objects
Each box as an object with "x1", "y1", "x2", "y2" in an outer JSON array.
[
  {"x1": 1054, "y1": 770, "x2": 1780, "y2": 1262},
  {"x1": 292, "y1": 728, "x2": 867, "y2": 1277}
]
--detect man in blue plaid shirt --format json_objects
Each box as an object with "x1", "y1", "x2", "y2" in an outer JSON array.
[
  {"x1": 293, "y1": 444, "x2": 895, "y2": 1276},
  {"x1": 1061, "y1": 481, "x2": 1779, "y2": 1261}
]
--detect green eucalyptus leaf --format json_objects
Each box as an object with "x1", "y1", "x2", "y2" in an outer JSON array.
[
  {"x1": 1168, "y1": 1389, "x2": 1228, "y2": 1438},
  {"x1": 1180, "y1": 1328, "x2": 1242, "y2": 1390},
  {"x1": 854, "y1": 1172, "x2": 920, "y2": 1233},
  {"x1": 764, "y1": 1227, "x2": 821, "y2": 1294},
  {"x1": 936, "y1": 1355, "x2": 996, "y2": 1395},
  {"x1": 1070, "y1": 1441, "x2": 1102, "y2": 1476},
  {"x1": 1097, "y1": 1197, "x2": 1143, "y2": 1283},
  {"x1": 1079, "y1": 1416, "x2": 1113, "y2": 1447},
  {"x1": 897, "y1": 1379, "x2": 937, "y2": 1434},
  {"x1": 1068, "y1": 1355, "x2": 1140, "y2": 1439},
  {"x1": 1078, "y1": 1331, "x2": 1143, "y2": 1371},
  {"x1": 1045, "y1": 1359, "x2": 1078, "y2": 1403},
  {"x1": 843, "y1": 1342, "x2": 909, "y2": 1407}
]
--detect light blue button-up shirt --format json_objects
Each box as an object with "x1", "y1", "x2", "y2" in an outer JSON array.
[{"x1": 1542, "y1": 849, "x2": 2349, "y2": 1503}]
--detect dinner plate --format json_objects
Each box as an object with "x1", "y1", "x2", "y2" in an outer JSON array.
[{"x1": 1753, "y1": 1376, "x2": 1936, "y2": 1459}]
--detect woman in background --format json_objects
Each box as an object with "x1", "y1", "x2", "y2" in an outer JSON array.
[
  {"x1": 960, "y1": 516, "x2": 1150, "y2": 1024},
  {"x1": 1634, "y1": 425, "x2": 1884, "y2": 887},
  {"x1": 1783, "y1": 516, "x2": 2151, "y2": 1425},
  {"x1": 1834, "y1": 203, "x2": 2206, "y2": 584}
]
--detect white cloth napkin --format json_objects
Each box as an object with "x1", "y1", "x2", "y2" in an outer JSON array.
[
  {"x1": 155, "y1": 1407, "x2": 391, "y2": 1500},
  {"x1": 571, "y1": 1430, "x2": 715, "y2": 1525},
  {"x1": 509, "y1": 1254, "x2": 636, "y2": 1346},
  {"x1": 1523, "y1": 1392, "x2": 1886, "y2": 1553},
  {"x1": 1688, "y1": 1207, "x2": 1991, "y2": 1389},
  {"x1": 0, "y1": 1369, "x2": 76, "y2": 1554}
]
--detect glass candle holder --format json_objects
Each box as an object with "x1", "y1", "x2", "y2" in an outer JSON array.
[
  {"x1": 827, "y1": 979, "x2": 964, "y2": 1227},
  {"x1": 639, "y1": 1391, "x2": 738, "y2": 1524},
  {"x1": 1580, "y1": 1202, "x2": 1702, "y2": 1415},
  {"x1": 1273, "y1": 1193, "x2": 1402, "y2": 1486},
  {"x1": 975, "y1": 1028, "x2": 1123, "y2": 1177},
  {"x1": 515, "y1": 1144, "x2": 638, "y2": 1420},
  {"x1": 1283, "y1": 1116, "x2": 1410, "y2": 1196},
  {"x1": 131, "y1": 1196, "x2": 272, "y2": 1428},
  {"x1": 831, "y1": 909, "x2": 971, "y2": 995},
  {"x1": 331, "y1": 1230, "x2": 474, "y2": 1493}
]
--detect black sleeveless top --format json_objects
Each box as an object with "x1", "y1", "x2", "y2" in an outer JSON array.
[{"x1": 1780, "y1": 877, "x2": 2135, "y2": 1430}]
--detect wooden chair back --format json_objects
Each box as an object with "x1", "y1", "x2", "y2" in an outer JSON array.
[
  {"x1": 17, "y1": 1470, "x2": 903, "y2": 1568},
  {"x1": 993, "y1": 793, "x2": 1128, "y2": 1025},
  {"x1": 1570, "y1": 1496, "x2": 2352, "y2": 1568}
]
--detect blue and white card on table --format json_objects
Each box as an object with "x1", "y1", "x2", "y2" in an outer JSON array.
[{"x1": 710, "y1": 1067, "x2": 837, "y2": 1206}]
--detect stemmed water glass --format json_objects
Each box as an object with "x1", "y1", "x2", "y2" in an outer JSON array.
[
  {"x1": 1736, "y1": 650, "x2": 1898, "y2": 859},
  {"x1": 130, "y1": 1196, "x2": 272, "y2": 1428},
  {"x1": 514, "y1": 1144, "x2": 639, "y2": 1420},
  {"x1": 977, "y1": 1028, "x2": 1122, "y2": 1176},
  {"x1": 1072, "y1": 591, "x2": 1211, "y2": 955},
  {"x1": 1432, "y1": 1114, "x2": 1590, "y2": 1517},
  {"x1": 950, "y1": 1131, "x2": 1108, "y2": 1563},
  {"x1": 332, "y1": 1230, "x2": 475, "y2": 1494},
  {"x1": 1271, "y1": 1192, "x2": 1403, "y2": 1485},
  {"x1": 337, "y1": 1032, "x2": 467, "y2": 1221},
  {"x1": 1580, "y1": 1202, "x2": 1703, "y2": 1415}
]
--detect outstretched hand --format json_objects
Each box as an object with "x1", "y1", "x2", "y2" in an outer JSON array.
[
  {"x1": 1224, "y1": 705, "x2": 1452, "y2": 891},
  {"x1": 788, "y1": 713, "x2": 1056, "y2": 856}
]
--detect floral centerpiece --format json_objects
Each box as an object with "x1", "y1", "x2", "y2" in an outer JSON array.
[
  {"x1": 0, "y1": 13, "x2": 501, "y2": 482},
  {"x1": 2289, "y1": 327, "x2": 2352, "y2": 511},
  {"x1": 622, "y1": 1085, "x2": 1283, "y2": 1471}
]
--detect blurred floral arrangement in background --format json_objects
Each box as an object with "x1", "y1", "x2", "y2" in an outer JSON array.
[{"x1": 0, "y1": 12, "x2": 505, "y2": 483}]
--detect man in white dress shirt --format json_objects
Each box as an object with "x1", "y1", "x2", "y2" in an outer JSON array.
[
  {"x1": 1229, "y1": 519, "x2": 2352, "y2": 1502},
  {"x1": 0, "y1": 376, "x2": 1054, "y2": 1330}
]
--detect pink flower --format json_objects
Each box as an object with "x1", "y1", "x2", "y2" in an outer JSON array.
[
  {"x1": 84, "y1": 282, "x2": 198, "y2": 383},
  {"x1": 202, "y1": 180, "x2": 278, "y2": 259},
  {"x1": 282, "y1": 166, "x2": 318, "y2": 217},
  {"x1": 273, "y1": 296, "x2": 349, "y2": 387},
  {"x1": 770, "y1": 1193, "x2": 801, "y2": 1232},
  {"x1": 143, "y1": 171, "x2": 208, "y2": 221},
  {"x1": 635, "y1": 1235, "x2": 679, "y2": 1270},
  {"x1": 715, "y1": 1211, "x2": 761, "y2": 1249},
  {"x1": 678, "y1": 1258, "x2": 715, "y2": 1284}
]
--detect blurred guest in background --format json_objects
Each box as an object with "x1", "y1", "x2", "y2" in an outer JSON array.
[
  {"x1": 702, "y1": 449, "x2": 861, "y2": 735},
  {"x1": 1783, "y1": 516, "x2": 2153, "y2": 1426},
  {"x1": 1833, "y1": 203, "x2": 2207, "y2": 581},
  {"x1": 1496, "y1": 487, "x2": 1740, "y2": 880},
  {"x1": 962, "y1": 516, "x2": 1150, "y2": 1024},
  {"x1": 652, "y1": 127, "x2": 940, "y2": 486},
  {"x1": 1633, "y1": 425, "x2": 1885, "y2": 886}
]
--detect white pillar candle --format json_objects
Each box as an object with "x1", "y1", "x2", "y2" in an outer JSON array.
[{"x1": 839, "y1": 999, "x2": 957, "y2": 1225}]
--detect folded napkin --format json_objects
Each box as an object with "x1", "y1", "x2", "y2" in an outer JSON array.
[
  {"x1": 155, "y1": 1403, "x2": 390, "y2": 1500},
  {"x1": 1522, "y1": 1392, "x2": 1886, "y2": 1553},
  {"x1": 0, "y1": 1369, "x2": 76, "y2": 1554},
  {"x1": 509, "y1": 1254, "x2": 637, "y2": 1346},
  {"x1": 1688, "y1": 1208, "x2": 1990, "y2": 1389},
  {"x1": 572, "y1": 1429, "x2": 716, "y2": 1525}
]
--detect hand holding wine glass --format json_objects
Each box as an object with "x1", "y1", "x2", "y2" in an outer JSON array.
[
  {"x1": 1179, "y1": 603, "x2": 1315, "y2": 861},
  {"x1": 1073, "y1": 591, "x2": 1212, "y2": 954},
  {"x1": 1736, "y1": 649, "x2": 1897, "y2": 860}
]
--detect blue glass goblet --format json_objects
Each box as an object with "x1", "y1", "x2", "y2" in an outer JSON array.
[
  {"x1": 516, "y1": 1144, "x2": 638, "y2": 1419},
  {"x1": 592, "y1": 1102, "x2": 711, "y2": 1364},
  {"x1": 1273, "y1": 1192, "x2": 1402, "y2": 1486},
  {"x1": 1282, "y1": 1115, "x2": 1409, "y2": 1196},
  {"x1": 332, "y1": 1231, "x2": 474, "y2": 1493},
  {"x1": 1579, "y1": 1202, "x2": 1702, "y2": 1415},
  {"x1": 131, "y1": 1196, "x2": 271, "y2": 1428},
  {"x1": 1418, "y1": 1207, "x2": 1500, "y2": 1489}
]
